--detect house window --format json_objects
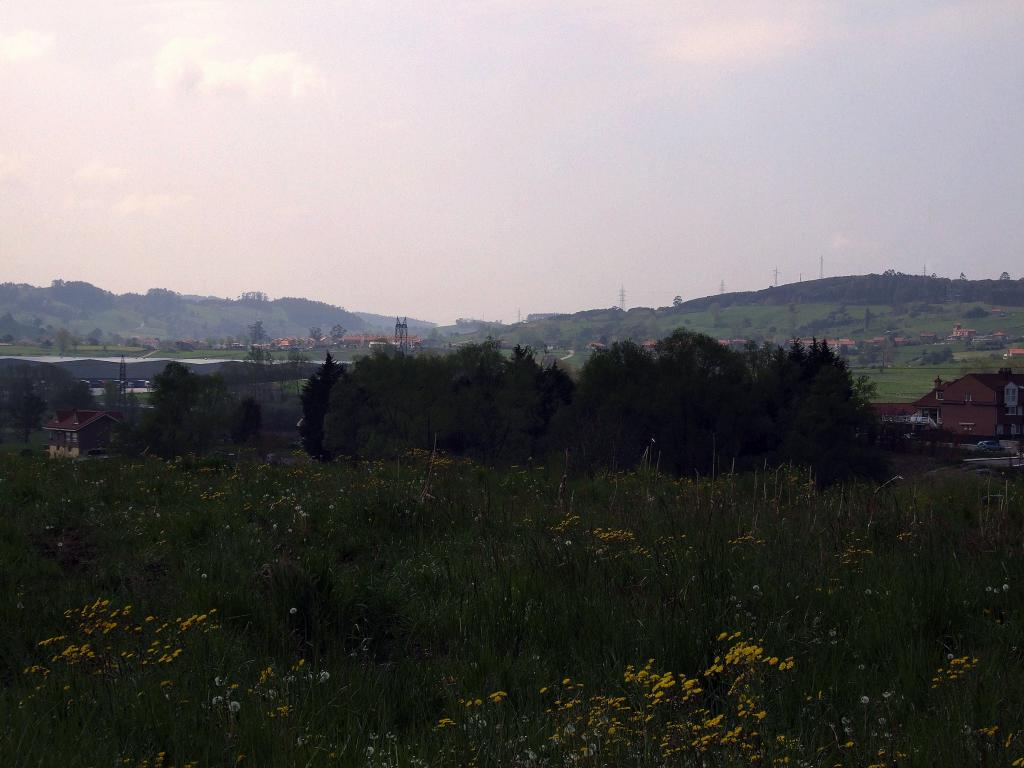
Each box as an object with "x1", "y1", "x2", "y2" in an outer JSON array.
[
  {"x1": 936, "y1": 391, "x2": 943, "y2": 400},
  {"x1": 965, "y1": 393, "x2": 973, "y2": 402},
  {"x1": 997, "y1": 424, "x2": 1004, "y2": 435},
  {"x1": 1013, "y1": 424, "x2": 1020, "y2": 436}
]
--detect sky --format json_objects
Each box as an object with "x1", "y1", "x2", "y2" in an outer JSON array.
[{"x1": 1, "y1": 2, "x2": 1022, "y2": 324}]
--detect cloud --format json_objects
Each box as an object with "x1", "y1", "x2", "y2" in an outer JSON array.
[
  {"x1": 154, "y1": 37, "x2": 325, "y2": 98},
  {"x1": 0, "y1": 153, "x2": 23, "y2": 180},
  {"x1": 660, "y1": 17, "x2": 814, "y2": 66},
  {"x1": 830, "y1": 232, "x2": 854, "y2": 251},
  {"x1": 75, "y1": 162, "x2": 129, "y2": 185},
  {"x1": 0, "y1": 152, "x2": 34, "y2": 184},
  {"x1": 114, "y1": 192, "x2": 194, "y2": 216},
  {"x1": 0, "y1": 30, "x2": 53, "y2": 62}
]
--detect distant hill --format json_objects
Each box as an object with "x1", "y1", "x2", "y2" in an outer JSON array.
[
  {"x1": 0, "y1": 280, "x2": 432, "y2": 343},
  {"x1": 352, "y1": 312, "x2": 436, "y2": 334},
  {"x1": 673, "y1": 272, "x2": 1024, "y2": 312},
  {"x1": 455, "y1": 273, "x2": 1024, "y2": 352}
]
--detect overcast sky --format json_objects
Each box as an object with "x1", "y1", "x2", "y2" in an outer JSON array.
[{"x1": 2, "y1": 2, "x2": 1022, "y2": 323}]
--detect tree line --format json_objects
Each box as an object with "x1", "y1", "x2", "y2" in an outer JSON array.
[
  {"x1": 92, "y1": 329, "x2": 884, "y2": 484},
  {"x1": 299, "y1": 331, "x2": 885, "y2": 485}
]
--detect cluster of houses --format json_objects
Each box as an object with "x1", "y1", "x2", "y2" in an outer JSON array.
[{"x1": 267, "y1": 333, "x2": 428, "y2": 351}]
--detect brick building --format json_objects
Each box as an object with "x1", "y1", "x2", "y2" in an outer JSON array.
[
  {"x1": 913, "y1": 369, "x2": 1024, "y2": 438},
  {"x1": 44, "y1": 409, "x2": 123, "y2": 458}
]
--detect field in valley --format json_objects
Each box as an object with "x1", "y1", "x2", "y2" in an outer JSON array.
[{"x1": 1, "y1": 454, "x2": 1022, "y2": 767}]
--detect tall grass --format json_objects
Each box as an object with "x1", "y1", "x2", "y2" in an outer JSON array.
[{"x1": 1, "y1": 454, "x2": 1021, "y2": 766}]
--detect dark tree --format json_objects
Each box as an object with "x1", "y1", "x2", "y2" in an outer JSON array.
[
  {"x1": 126, "y1": 362, "x2": 232, "y2": 457},
  {"x1": 299, "y1": 353, "x2": 344, "y2": 461},
  {"x1": 323, "y1": 342, "x2": 572, "y2": 464},
  {"x1": 231, "y1": 397, "x2": 262, "y2": 444},
  {"x1": 11, "y1": 381, "x2": 47, "y2": 442},
  {"x1": 52, "y1": 378, "x2": 94, "y2": 410},
  {"x1": 248, "y1": 320, "x2": 266, "y2": 345},
  {"x1": 55, "y1": 328, "x2": 75, "y2": 356}
]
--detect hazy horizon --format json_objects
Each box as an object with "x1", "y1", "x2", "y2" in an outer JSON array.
[{"x1": 3, "y1": 2, "x2": 1022, "y2": 323}]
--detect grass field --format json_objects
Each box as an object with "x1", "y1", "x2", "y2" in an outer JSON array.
[
  {"x1": 0, "y1": 344, "x2": 148, "y2": 358},
  {"x1": 853, "y1": 365, "x2": 968, "y2": 402},
  {"x1": 1, "y1": 453, "x2": 1021, "y2": 767}
]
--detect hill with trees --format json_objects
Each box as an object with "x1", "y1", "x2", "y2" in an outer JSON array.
[
  {"x1": 454, "y1": 272, "x2": 1024, "y2": 354},
  {"x1": 0, "y1": 280, "x2": 434, "y2": 345}
]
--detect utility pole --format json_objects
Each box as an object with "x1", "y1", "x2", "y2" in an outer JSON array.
[
  {"x1": 819, "y1": 255, "x2": 824, "y2": 280},
  {"x1": 394, "y1": 317, "x2": 409, "y2": 355},
  {"x1": 118, "y1": 354, "x2": 127, "y2": 410}
]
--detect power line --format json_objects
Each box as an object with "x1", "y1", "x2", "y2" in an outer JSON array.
[{"x1": 393, "y1": 316, "x2": 409, "y2": 354}]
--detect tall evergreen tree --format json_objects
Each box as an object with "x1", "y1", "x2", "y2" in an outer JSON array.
[{"x1": 299, "y1": 352, "x2": 344, "y2": 461}]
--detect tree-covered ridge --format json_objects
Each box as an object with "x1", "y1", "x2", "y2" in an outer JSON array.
[
  {"x1": 0, "y1": 280, "x2": 433, "y2": 342},
  {"x1": 673, "y1": 272, "x2": 1024, "y2": 312}
]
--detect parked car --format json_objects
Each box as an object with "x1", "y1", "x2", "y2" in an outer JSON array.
[{"x1": 976, "y1": 440, "x2": 1003, "y2": 452}]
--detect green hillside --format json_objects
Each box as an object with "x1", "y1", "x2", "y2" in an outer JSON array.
[
  {"x1": 0, "y1": 281, "x2": 394, "y2": 343},
  {"x1": 463, "y1": 274, "x2": 1024, "y2": 348},
  {"x1": 450, "y1": 274, "x2": 1024, "y2": 400}
]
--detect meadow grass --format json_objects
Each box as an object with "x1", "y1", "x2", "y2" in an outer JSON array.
[{"x1": 0, "y1": 454, "x2": 1022, "y2": 767}]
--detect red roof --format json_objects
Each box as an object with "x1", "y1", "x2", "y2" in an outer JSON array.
[
  {"x1": 872, "y1": 402, "x2": 917, "y2": 417},
  {"x1": 912, "y1": 371, "x2": 1024, "y2": 407},
  {"x1": 44, "y1": 409, "x2": 123, "y2": 432}
]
